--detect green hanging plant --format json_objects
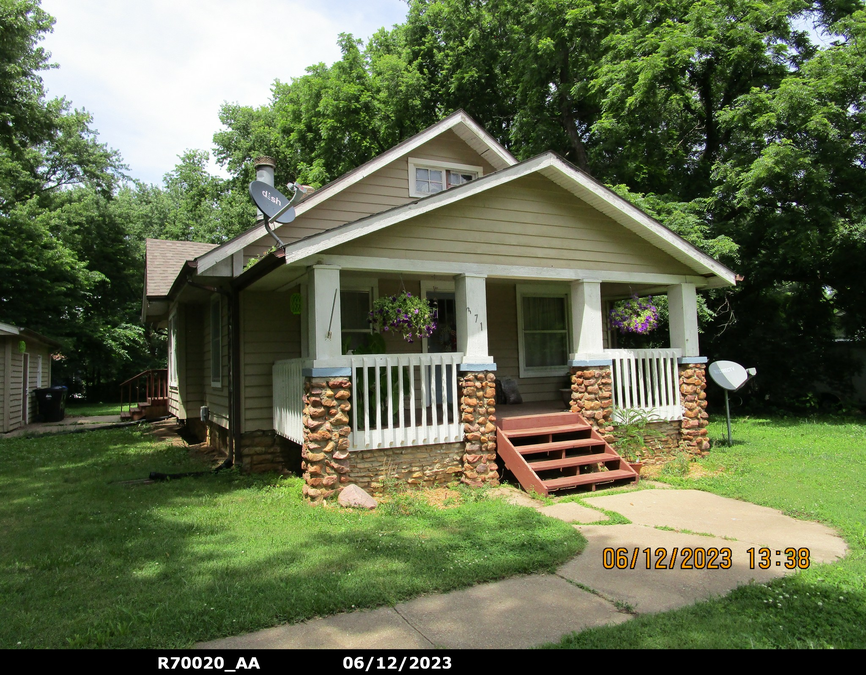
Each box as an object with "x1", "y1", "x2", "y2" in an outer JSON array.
[{"x1": 368, "y1": 291, "x2": 437, "y2": 343}]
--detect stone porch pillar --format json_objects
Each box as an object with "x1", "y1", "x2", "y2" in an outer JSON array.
[
  {"x1": 301, "y1": 374, "x2": 353, "y2": 504},
  {"x1": 459, "y1": 370, "x2": 499, "y2": 487},
  {"x1": 568, "y1": 361, "x2": 615, "y2": 443},
  {"x1": 678, "y1": 359, "x2": 710, "y2": 453}
]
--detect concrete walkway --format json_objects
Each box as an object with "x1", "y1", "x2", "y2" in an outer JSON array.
[
  {"x1": 196, "y1": 487, "x2": 847, "y2": 650},
  {"x1": 2, "y1": 414, "x2": 127, "y2": 438}
]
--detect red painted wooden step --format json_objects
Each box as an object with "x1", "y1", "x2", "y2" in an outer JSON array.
[{"x1": 496, "y1": 412, "x2": 638, "y2": 496}]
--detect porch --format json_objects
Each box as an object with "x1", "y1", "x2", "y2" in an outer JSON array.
[
  {"x1": 273, "y1": 347, "x2": 687, "y2": 451},
  {"x1": 258, "y1": 265, "x2": 708, "y2": 500}
]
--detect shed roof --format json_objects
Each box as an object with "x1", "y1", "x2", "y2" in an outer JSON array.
[{"x1": 144, "y1": 239, "x2": 219, "y2": 298}]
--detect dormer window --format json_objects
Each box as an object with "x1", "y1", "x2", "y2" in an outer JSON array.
[{"x1": 408, "y1": 158, "x2": 482, "y2": 198}]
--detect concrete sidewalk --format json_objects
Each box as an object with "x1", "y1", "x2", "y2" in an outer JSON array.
[
  {"x1": 2, "y1": 414, "x2": 126, "y2": 438},
  {"x1": 196, "y1": 487, "x2": 847, "y2": 650}
]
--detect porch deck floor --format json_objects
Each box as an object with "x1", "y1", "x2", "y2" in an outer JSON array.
[{"x1": 496, "y1": 400, "x2": 569, "y2": 419}]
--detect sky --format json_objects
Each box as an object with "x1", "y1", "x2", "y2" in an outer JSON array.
[{"x1": 38, "y1": 0, "x2": 410, "y2": 186}]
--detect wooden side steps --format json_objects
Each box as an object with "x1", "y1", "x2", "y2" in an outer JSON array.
[
  {"x1": 121, "y1": 397, "x2": 168, "y2": 422},
  {"x1": 496, "y1": 411, "x2": 638, "y2": 496}
]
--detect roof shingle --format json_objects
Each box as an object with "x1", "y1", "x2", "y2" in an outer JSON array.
[{"x1": 145, "y1": 239, "x2": 219, "y2": 298}]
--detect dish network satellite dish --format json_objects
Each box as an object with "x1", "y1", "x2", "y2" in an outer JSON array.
[
  {"x1": 248, "y1": 181, "x2": 306, "y2": 248},
  {"x1": 708, "y1": 360, "x2": 756, "y2": 445}
]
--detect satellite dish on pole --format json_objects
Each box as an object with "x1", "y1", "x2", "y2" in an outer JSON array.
[
  {"x1": 248, "y1": 180, "x2": 307, "y2": 249},
  {"x1": 708, "y1": 360, "x2": 756, "y2": 446},
  {"x1": 249, "y1": 181, "x2": 297, "y2": 224}
]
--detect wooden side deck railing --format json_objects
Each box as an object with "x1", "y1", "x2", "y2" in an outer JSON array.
[{"x1": 120, "y1": 368, "x2": 168, "y2": 413}]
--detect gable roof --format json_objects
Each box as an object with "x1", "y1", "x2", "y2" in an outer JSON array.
[
  {"x1": 0, "y1": 322, "x2": 62, "y2": 349},
  {"x1": 273, "y1": 152, "x2": 737, "y2": 286},
  {"x1": 195, "y1": 110, "x2": 516, "y2": 275},
  {"x1": 145, "y1": 239, "x2": 219, "y2": 298}
]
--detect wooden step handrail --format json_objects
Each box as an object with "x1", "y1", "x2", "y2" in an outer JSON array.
[{"x1": 120, "y1": 368, "x2": 167, "y2": 413}]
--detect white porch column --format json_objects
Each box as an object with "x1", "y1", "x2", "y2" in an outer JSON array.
[
  {"x1": 569, "y1": 279, "x2": 604, "y2": 358},
  {"x1": 307, "y1": 265, "x2": 342, "y2": 361},
  {"x1": 455, "y1": 273, "x2": 493, "y2": 365},
  {"x1": 668, "y1": 282, "x2": 700, "y2": 356}
]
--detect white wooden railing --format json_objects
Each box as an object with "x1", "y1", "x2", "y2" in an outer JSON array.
[
  {"x1": 273, "y1": 358, "x2": 305, "y2": 444},
  {"x1": 607, "y1": 349, "x2": 683, "y2": 421},
  {"x1": 350, "y1": 353, "x2": 463, "y2": 450}
]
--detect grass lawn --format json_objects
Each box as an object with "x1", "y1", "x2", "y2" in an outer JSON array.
[
  {"x1": 0, "y1": 426, "x2": 583, "y2": 649},
  {"x1": 545, "y1": 415, "x2": 866, "y2": 649},
  {"x1": 64, "y1": 401, "x2": 123, "y2": 417}
]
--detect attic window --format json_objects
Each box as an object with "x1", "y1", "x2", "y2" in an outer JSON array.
[{"x1": 408, "y1": 158, "x2": 482, "y2": 198}]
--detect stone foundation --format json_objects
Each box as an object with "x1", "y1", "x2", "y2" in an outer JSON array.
[
  {"x1": 301, "y1": 377, "x2": 353, "y2": 505},
  {"x1": 459, "y1": 371, "x2": 500, "y2": 487},
  {"x1": 350, "y1": 442, "x2": 464, "y2": 494},
  {"x1": 238, "y1": 430, "x2": 302, "y2": 474},
  {"x1": 189, "y1": 419, "x2": 301, "y2": 473}
]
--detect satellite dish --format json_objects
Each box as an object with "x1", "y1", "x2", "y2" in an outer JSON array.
[
  {"x1": 708, "y1": 360, "x2": 754, "y2": 392},
  {"x1": 249, "y1": 181, "x2": 296, "y2": 224},
  {"x1": 708, "y1": 360, "x2": 756, "y2": 445}
]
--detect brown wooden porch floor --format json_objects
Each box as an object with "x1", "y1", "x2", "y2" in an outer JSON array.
[{"x1": 496, "y1": 400, "x2": 568, "y2": 419}]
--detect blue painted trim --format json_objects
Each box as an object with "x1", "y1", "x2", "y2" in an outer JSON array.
[
  {"x1": 458, "y1": 363, "x2": 498, "y2": 372},
  {"x1": 677, "y1": 357, "x2": 708, "y2": 365},
  {"x1": 568, "y1": 359, "x2": 613, "y2": 367},
  {"x1": 302, "y1": 368, "x2": 352, "y2": 377}
]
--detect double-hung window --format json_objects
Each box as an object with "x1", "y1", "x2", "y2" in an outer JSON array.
[
  {"x1": 516, "y1": 285, "x2": 570, "y2": 378},
  {"x1": 408, "y1": 158, "x2": 482, "y2": 198}
]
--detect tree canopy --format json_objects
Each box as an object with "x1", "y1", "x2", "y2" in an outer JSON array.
[{"x1": 3, "y1": 0, "x2": 865, "y2": 407}]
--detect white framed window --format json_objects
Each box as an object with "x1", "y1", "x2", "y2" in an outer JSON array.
[
  {"x1": 408, "y1": 157, "x2": 482, "y2": 198},
  {"x1": 341, "y1": 280, "x2": 377, "y2": 354},
  {"x1": 210, "y1": 296, "x2": 222, "y2": 388},
  {"x1": 168, "y1": 310, "x2": 178, "y2": 387},
  {"x1": 516, "y1": 284, "x2": 571, "y2": 378}
]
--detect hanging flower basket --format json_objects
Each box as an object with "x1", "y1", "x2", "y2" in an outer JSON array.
[
  {"x1": 609, "y1": 295, "x2": 660, "y2": 335},
  {"x1": 369, "y1": 291, "x2": 437, "y2": 343}
]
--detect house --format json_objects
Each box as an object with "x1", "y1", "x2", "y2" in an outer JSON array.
[
  {"x1": 0, "y1": 323, "x2": 60, "y2": 433},
  {"x1": 142, "y1": 110, "x2": 736, "y2": 501}
]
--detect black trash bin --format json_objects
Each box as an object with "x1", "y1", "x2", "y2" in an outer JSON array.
[{"x1": 35, "y1": 386, "x2": 67, "y2": 423}]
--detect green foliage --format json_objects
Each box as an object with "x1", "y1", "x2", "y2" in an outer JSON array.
[{"x1": 611, "y1": 407, "x2": 664, "y2": 462}]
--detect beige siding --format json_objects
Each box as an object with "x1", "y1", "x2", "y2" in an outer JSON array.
[
  {"x1": 184, "y1": 305, "x2": 205, "y2": 414},
  {"x1": 168, "y1": 303, "x2": 206, "y2": 419},
  {"x1": 241, "y1": 290, "x2": 302, "y2": 431},
  {"x1": 0, "y1": 340, "x2": 50, "y2": 431},
  {"x1": 202, "y1": 294, "x2": 229, "y2": 428},
  {"x1": 487, "y1": 281, "x2": 567, "y2": 403},
  {"x1": 1, "y1": 339, "x2": 9, "y2": 433},
  {"x1": 242, "y1": 130, "x2": 498, "y2": 262},
  {"x1": 330, "y1": 174, "x2": 696, "y2": 276},
  {"x1": 7, "y1": 351, "x2": 23, "y2": 430}
]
